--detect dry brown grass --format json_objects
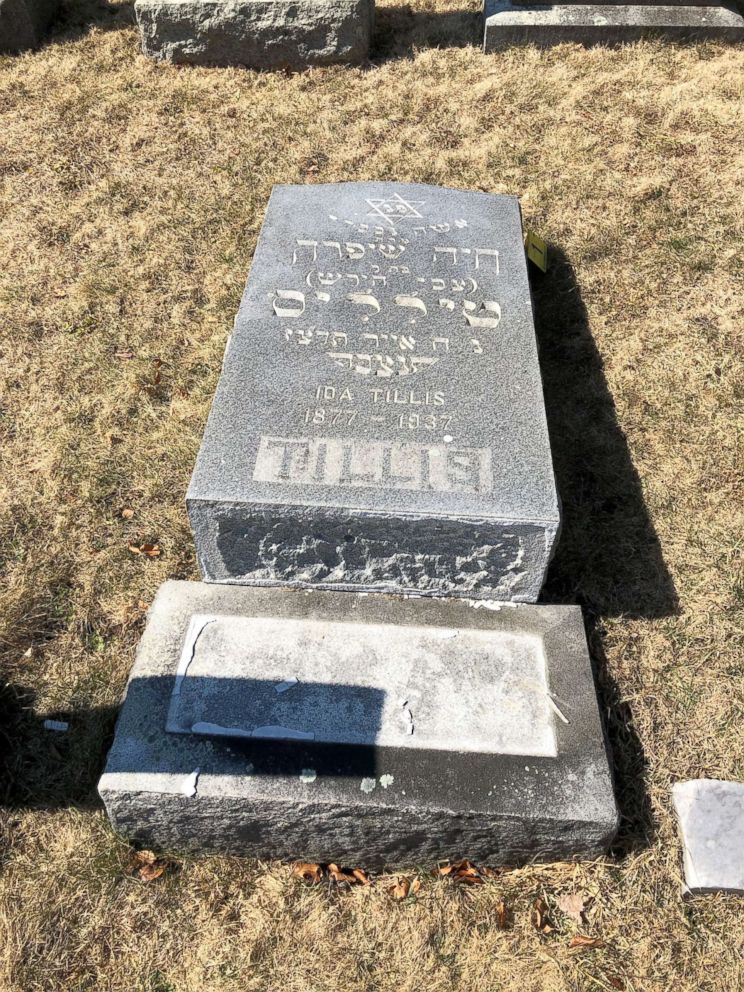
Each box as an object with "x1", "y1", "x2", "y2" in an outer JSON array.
[{"x1": 0, "y1": 2, "x2": 743, "y2": 990}]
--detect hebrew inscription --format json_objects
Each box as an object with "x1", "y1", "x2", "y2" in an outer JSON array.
[{"x1": 267, "y1": 190, "x2": 504, "y2": 395}]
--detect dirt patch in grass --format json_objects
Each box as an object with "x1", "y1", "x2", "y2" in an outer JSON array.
[{"x1": 1, "y1": 3, "x2": 743, "y2": 990}]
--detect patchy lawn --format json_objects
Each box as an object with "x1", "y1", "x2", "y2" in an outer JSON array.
[{"x1": 0, "y1": 3, "x2": 742, "y2": 990}]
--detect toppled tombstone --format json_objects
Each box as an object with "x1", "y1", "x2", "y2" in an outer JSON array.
[{"x1": 188, "y1": 182, "x2": 561, "y2": 602}]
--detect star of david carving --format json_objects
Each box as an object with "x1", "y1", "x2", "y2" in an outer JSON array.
[{"x1": 365, "y1": 193, "x2": 425, "y2": 227}]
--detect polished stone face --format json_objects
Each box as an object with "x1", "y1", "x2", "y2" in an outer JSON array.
[
  {"x1": 673, "y1": 780, "x2": 744, "y2": 895},
  {"x1": 188, "y1": 182, "x2": 560, "y2": 601},
  {"x1": 98, "y1": 581, "x2": 619, "y2": 868}
]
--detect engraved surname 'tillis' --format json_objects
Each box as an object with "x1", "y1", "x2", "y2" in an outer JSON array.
[{"x1": 253, "y1": 437, "x2": 492, "y2": 495}]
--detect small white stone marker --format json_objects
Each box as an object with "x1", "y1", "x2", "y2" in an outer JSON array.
[
  {"x1": 672, "y1": 779, "x2": 744, "y2": 895},
  {"x1": 43, "y1": 720, "x2": 69, "y2": 732}
]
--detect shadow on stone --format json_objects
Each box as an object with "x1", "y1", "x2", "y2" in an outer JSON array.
[{"x1": 373, "y1": 4, "x2": 481, "y2": 60}]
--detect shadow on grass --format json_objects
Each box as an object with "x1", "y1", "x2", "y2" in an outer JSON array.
[
  {"x1": 533, "y1": 247, "x2": 678, "y2": 623},
  {"x1": 373, "y1": 5, "x2": 481, "y2": 61},
  {"x1": 533, "y1": 244, "x2": 678, "y2": 852},
  {"x1": 0, "y1": 681, "x2": 117, "y2": 811},
  {"x1": 53, "y1": 0, "x2": 135, "y2": 43}
]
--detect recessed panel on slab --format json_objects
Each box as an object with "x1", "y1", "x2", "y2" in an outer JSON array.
[
  {"x1": 166, "y1": 613, "x2": 557, "y2": 757},
  {"x1": 187, "y1": 182, "x2": 560, "y2": 602}
]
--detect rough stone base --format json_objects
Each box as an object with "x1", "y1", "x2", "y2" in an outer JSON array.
[
  {"x1": 99, "y1": 580, "x2": 618, "y2": 868},
  {"x1": 134, "y1": 0, "x2": 374, "y2": 68},
  {"x1": 0, "y1": 0, "x2": 58, "y2": 52},
  {"x1": 483, "y1": 1, "x2": 744, "y2": 47},
  {"x1": 189, "y1": 500, "x2": 559, "y2": 603}
]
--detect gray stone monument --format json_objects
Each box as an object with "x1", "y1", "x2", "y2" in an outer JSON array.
[
  {"x1": 99, "y1": 581, "x2": 619, "y2": 867},
  {"x1": 99, "y1": 183, "x2": 618, "y2": 868},
  {"x1": 0, "y1": 0, "x2": 59, "y2": 52},
  {"x1": 134, "y1": 0, "x2": 375, "y2": 68},
  {"x1": 483, "y1": 0, "x2": 744, "y2": 48},
  {"x1": 188, "y1": 182, "x2": 561, "y2": 603}
]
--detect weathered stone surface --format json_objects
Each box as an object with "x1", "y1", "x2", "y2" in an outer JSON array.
[
  {"x1": 134, "y1": 0, "x2": 374, "y2": 68},
  {"x1": 672, "y1": 780, "x2": 744, "y2": 895},
  {"x1": 188, "y1": 183, "x2": 560, "y2": 602},
  {"x1": 98, "y1": 580, "x2": 618, "y2": 868},
  {"x1": 0, "y1": 0, "x2": 58, "y2": 52},
  {"x1": 483, "y1": 1, "x2": 744, "y2": 48}
]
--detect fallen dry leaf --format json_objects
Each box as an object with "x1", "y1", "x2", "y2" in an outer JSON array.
[
  {"x1": 388, "y1": 876, "x2": 411, "y2": 900},
  {"x1": 292, "y1": 862, "x2": 322, "y2": 884},
  {"x1": 568, "y1": 934, "x2": 605, "y2": 951},
  {"x1": 494, "y1": 899, "x2": 508, "y2": 929},
  {"x1": 121, "y1": 508, "x2": 134, "y2": 520},
  {"x1": 141, "y1": 544, "x2": 161, "y2": 557},
  {"x1": 128, "y1": 849, "x2": 169, "y2": 882},
  {"x1": 127, "y1": 544, "x2": 141, "y2": 555},
  {"x1": 115, "y1": 350, "x2": 134, "y2": 359},
  {"x1": 436, "y1": 860, "x2": 485, "y2": 884},
  {"x1": 557, "y1": 892, "x2": 590, "y2": 923},
  {"x1": 531, "y1": 897, "x2": 556, "y2": 934},
  {"x1": 327, "y1": 863, "x2": 370, "y2": 886}
]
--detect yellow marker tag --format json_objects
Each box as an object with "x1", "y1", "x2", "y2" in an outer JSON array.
[{"x1": 526, "y1": 231, "x2": 548, "y2": 272}]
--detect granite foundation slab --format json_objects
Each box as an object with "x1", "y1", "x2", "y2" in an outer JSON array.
[
  {"x1": 483, "y1": 1, "x2": 744, "y2": 47},
  {"x1": 0, "y1": 0, "x2": 59, "y2": 52},
  {"x1": 672, "y1": 780, "x2": 744, "y2": 895},
  {"x1": 187, "y1": 183, "x2": 561, "y2": 602},
  {"x1": 98, "y1": 580, "x2": 618, "y2": 868},
  {"x1": 134, "y1": 0, "x2": 374, "y2": 68}
]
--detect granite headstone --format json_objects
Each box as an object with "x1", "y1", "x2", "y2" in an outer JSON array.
[{"x1": 188, "y1": 182, "x2": 560, "y2": 602}]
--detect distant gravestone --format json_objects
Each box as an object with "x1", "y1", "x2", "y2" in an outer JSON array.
[
  {"x1": 188, "y1": 182, "x2": 560, "y2": 602},
  {"x1": 134, "y1": 0, "x2": 374, "y2": 69},
  {"x1": 483, "y1": 0, "x2": 744, "y2": 48}
]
